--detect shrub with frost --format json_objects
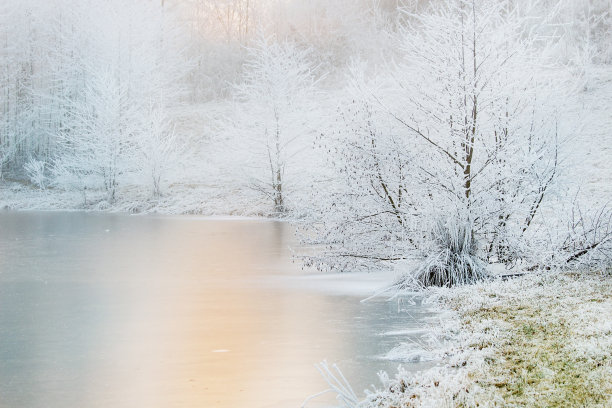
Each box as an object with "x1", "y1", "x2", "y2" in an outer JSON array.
[
  {"x1": 554, "y1": 202, "x2": 612, "y2": 271},
  {"x1": 298, "y1": 0, "x2": 600, "y2": 285},
  {"x1": 24, "y1": 158, "x2": 47, "y2": 190}
]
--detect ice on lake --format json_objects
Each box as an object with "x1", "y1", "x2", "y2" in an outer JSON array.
[{"x1": 0, "y1": 211, "x2": 435, "y2": 408}]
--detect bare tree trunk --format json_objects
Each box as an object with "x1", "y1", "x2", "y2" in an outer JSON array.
[{"x1": 273, "y1": 110, "x2": 284, "y2": 213}]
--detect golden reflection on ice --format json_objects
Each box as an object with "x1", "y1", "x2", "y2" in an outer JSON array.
[
  {"x1": 0, "y1": 213, "x2": 422, "y2": 408},
  {"x1": 90, "y1": 220, "x2": 345, "y2": 408}
]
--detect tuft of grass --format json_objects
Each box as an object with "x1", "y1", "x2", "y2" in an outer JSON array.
[{"x1": 415, "y1": 220, "x2": 490, "y2": 287}]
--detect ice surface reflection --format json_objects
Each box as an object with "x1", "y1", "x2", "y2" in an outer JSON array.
[{"x1": 0, "y1": 212, "x2": 434, "y2": 408}]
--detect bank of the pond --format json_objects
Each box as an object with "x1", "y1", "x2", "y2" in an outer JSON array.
[
  {"x1": 360, "y1": 271, "x2": 612, "y2": 408},
  {"x1": 0, "y1": 182, "x2": 278, "y2": 216}
]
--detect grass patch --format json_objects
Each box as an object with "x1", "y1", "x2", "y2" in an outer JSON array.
[
  {"x1": 458, "y1": 273, "x2": 612, "y2": 407},
  {"x1": 358, "y1": 272, "x2": 611, "y2": 408}
]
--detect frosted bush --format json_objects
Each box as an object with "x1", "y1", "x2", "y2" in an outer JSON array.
[
  {"x1": 558, "y1": 202, "x2": 612, "y2": 270},
  {"x1": 24, "y1": 158, "x2": 47, "y2": 190},
  {"x1": 299, "y1": 0, "x2": 569, "y2": 285}
]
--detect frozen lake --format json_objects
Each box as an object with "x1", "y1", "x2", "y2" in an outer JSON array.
[{"x1": 0, "y1": 212, "x2": 433, "y2": 408}]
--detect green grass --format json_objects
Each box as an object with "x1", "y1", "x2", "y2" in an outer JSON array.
[{"x1": 462, "y1": 282, "x2": 612, "y2": 407}]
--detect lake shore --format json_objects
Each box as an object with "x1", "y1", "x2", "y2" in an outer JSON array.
[
  {"x1": 0, "y1": 182, "x2": 267, "y2": 216},
  {"x1": 1, "y1": 207, "x2": 610, "y2": 406},
  {"x1": 359, "y1": 271, "x2": 612, "y2": 408}
]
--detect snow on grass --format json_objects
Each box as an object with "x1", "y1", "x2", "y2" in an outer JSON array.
[
  {"x1": 354, "y1": 271, "x2": 612, "y2": 407},
  {"x1": 0, "y1": 181, "x2": 274, "y2": 216}
]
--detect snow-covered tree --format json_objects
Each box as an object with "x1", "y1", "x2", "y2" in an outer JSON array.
[
  {"x1": 231, "y1": 36, "x2": 318, "y2": 214},
  {"x1": 49, "y1": 0, "x2": 189, "y2": 203},
  {"x1": 515, "y1": 0, "x2": 612, "y2": 89},
  {"x1": 134, "y1": 103, "x2": 183, "y2": 198},
  {"x1": 0, "y1": 0, "x2": 48, "y2": 177},
  {"x1": 53, "y1": 68, "x2": 137, "y2": 202},
  {"x1": 300, "y1": 0, "x2": 570, "y2": 284}
]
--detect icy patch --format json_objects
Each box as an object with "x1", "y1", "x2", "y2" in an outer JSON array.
[
  {"x1": 275, "y1": 270, "x2": 401, "y2": 297},
  {"x1": 380, "y1": 343, "x2": 439, "y2": 363},
  {"x1": 378, "y1": 328, "x2": 431, "y2": 337},
  {"x1": 149, "y1": 214, "x2": 265, "y2": 221}
]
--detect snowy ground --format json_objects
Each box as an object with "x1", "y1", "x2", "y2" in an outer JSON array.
[
  {"x1": 0, "y1": 182, "x2": 272, "y2": 216},
  {"x1": 345, "y1": 271, "x2": 612, "y2": 408}
]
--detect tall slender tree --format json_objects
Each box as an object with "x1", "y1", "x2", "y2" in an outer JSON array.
[{"x1": 232, "y1": 35, "x2": 318, "y2": 214}]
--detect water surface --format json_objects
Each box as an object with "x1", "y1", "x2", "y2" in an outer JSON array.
[{"x1": 0, "y1": 212, "x2": 431, "y2": 408}]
